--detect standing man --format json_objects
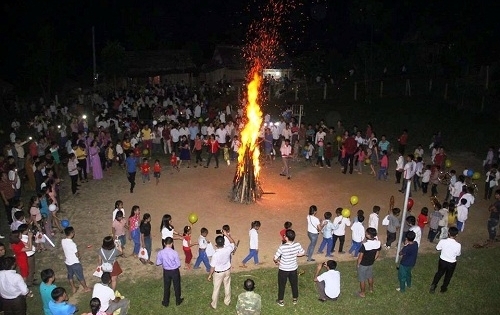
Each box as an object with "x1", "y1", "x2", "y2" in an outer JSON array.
[
  {"x1": 0, "y1": 171, "x2": 16, "y2": 226},
  {"x1": 397, "y1": 231, "x2": 418, "y2": 292},
  {"x1": 487, "y1": 189, "x2": 500, "y2": 243},
  {"x1": 208, "y1": 230, "x2": 235, "y2": 309},
  {"x1": 156, "y1": 237, "x2": 183, "y2": 307},
  {"x1": 125, "y1": 152, "x2": 137, "y2": 193},
  {"x1": 399, "y1": 154, "x2": 416, "y2": 193},
  {"x1": 313, "y1": 260, "x2": 341, "y2": 302},
  {"x1": 0, "y1": 257, "x2": 32, "y2": 314},
  {"x1": 236, "y1": 279, "x2": 261, "y2": 315},
  {"x1": 429, "y1": 227, "x2": 461, "y2": 293},
  {"x1": 279, "y1": 139, "x2": 292, "y2": 179},
  {"x1": 67, "y1": 153, "x2": 79, "y2": 195},
  {"x1": 397, "y1": 129, "x2": 408, "y2": 155},
  {"x1": 204, "y1": 135, "x2": 220, "y2": 169},
  {"x1": 273, "y1": 229, "x2": 305, "y2": 306},
  {"x1": 356, "y1": 228, "x2": 381, "y2": 298},
  {"x1": 342, "y1": 134, "x2": 357, "y2": 174}
]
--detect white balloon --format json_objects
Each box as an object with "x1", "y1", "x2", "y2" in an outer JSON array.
[
  {"x1": 49, "y1": 204, "x2": 57, "y2": 212},
  {"x1": 153, "y1": 120, "x2": 158, "y2": 126},
  {"x1": 462, "y1": 169, "x2": 468, "y2": 176}
]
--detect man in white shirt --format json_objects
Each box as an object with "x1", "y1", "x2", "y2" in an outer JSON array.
[
  {"x1": 215, "y1": 124, "x2": 228, "y2": 145},
  {"x1": 280, "y1": 139, "x2": 292, "y2": 179},
  {"x1": 429, "y1": 227, "x2": 461, "y2": 293},
  {"x1": 61, "y1": 227, "x2": 91, "y2": 294},
  {"x1": 314, "y1": 260, "x2": 341, "y2": 302},
  {"x1": 208, "y1": 231, "x2": 235, "y2": 309},
  {"x1": 332, "y1": 210, "x2": 352, "y2": 254},
  {"x1": 399, "y1": 154, "x2": 416, "y2": 193},
  {"x1": 407, "y1": 216, "x2": 422, "y2": 247},
  {"x1": 314, "y1": 127, "x2": 326, "y2": 145},
  {"x1": 93, "y1": 272, "x2": 130, "y2": 315},
  {"x1": 170, "y1": 125, "x2": 180, "y2": 153},
  {"x1": 0, "y1": 256, "x2": 31, "y2": 314},
  {"x1": 452, "y1": 175, "x2": 465, "y2": 204}
]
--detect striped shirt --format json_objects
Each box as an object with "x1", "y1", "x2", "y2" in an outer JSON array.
[{"x1": 274, "y1": 242, "x2": 305, "y2": 271}]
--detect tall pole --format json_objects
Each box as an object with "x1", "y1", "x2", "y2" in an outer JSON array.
[
  {"x1": 395, "y1": 179, "x2": 412, "y2": 264},
  {"x1": 92, "y1": 26, "x2": 97, "y2": 89}
]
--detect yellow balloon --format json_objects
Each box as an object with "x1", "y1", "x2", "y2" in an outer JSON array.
[
  {"x1": 472, "y1": 172, "x2": 481, "y2": 180},
  {"x1": 336, "y1": 136, "x2": 342, "y2": 142},
  {"x1": 188, "y1": 213, "x2": 198, "y2": 224},
  {"x1": 142, "y1": 149, "x2": 149, "y2": 155},
  {"x1": 341, "y1": 208, "x2": 350, "y2": 218},
  {"x1": 350, "y1": 195, "x2": 359, "y2": 206},
  {"x1": 365, "y1": 158, "x2": 371, "y2": 165},
  {"x1": 445, "y1": 159, "x2": 452, "y2": 168}
]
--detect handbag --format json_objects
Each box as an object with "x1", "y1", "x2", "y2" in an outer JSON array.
[
  {"x1": 382, "y1": 215, "x2": 390, "y2": 226},
  {"x1": 101, "y1": 248, "x2": 115, "y2": 272},
  {"x1": 138, "y1": 247, "x2": 149, "y2": 260},
  {"x1": 93, "y1": 265, "x2": 103, "y2": 278}
]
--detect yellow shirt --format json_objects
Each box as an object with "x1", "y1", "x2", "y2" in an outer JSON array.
[
  {"x1": 142, "y1": 128, "x2": 152, "y2": 140},
  {"x1": 75, "y1": 147, "x2": 86, "y2": 160}
]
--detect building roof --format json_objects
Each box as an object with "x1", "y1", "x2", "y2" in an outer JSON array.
[{"x1": 124, "y1": 50, "x2": 196, "y2": 77}]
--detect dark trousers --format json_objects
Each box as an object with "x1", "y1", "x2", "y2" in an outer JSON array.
[
  {"x1": 206, "y1": 151, "x2": 219, "y2": 167},
  {"x1": 422, "y1": 182, "x2": 429, "y2": 194},
  {"x1": 5, "y1": 197, "x2": 15, "y2": 225},
  {"x1": 195, "y1": 149, "x2": 202, "y2": 164},
  {"x1": 395, "y1": 170, "x2": 402, "y2": 183},
  {"x1": 431, "y1": 258, "x2": 457, "y2": 291},
  {"x1": 70, "y1": 174, "x2": 78, "y2": 194},
  {"x1": 127, "y1": 172, "x2": 136, "y2": 192},
  {"x1": 26, "y1": 254, "x2": 36, "y2": 285},
  {"x1": 431, "y1": 184, "x2": 438, "y2": 196},
  {"x1": 428, "y1": 228, "x2": 439, "y2": 242},
  {"x1": 342, "y1": 153, "x2": 354, "y2": 174},
  {"x1": 485, "y1": 182, "x2": 494, "y2": 200},
  {"x1": 487, "y1": 218, "x2": 499, "y2": 240},
  {"x1": 77, "y1": 159, "x2": 87, "y2": 180},
  {"x1": 2, "y1": 295, "x2": 27, "y2": 315},
  {"x1": 162, "y1": 268, "x2": 182, "y2": 306},
  {"x1": 386, "y1": 231, "x2": 396, "y2": 247},
  {"x1": 277, "y1": 269, "x2": 298, "y2": 300},
  {"x1": 331, "y1": 234, "x2": 345, "y2": 253}
]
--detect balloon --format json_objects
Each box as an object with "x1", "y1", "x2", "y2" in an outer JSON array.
[
  {"x1": 61, "y1": 220, "x2": 70, "y2": 228},
  {"x1": 445, "y1": 159, "x2": 452, "y2": 168},
  {"x1": 341, "y1": 208, "x2": 350, "y2": 218},
  {"x1": 188, "y1": 213, "x2": 198, "y2": 224},
  {"x1": 336, "y1": 136, "x2": 342, "y2": 142},
  {"x1": 48, "y1": 204, "x2": 57, "y2": 212},
  {"x1": 463, "y1": 169, "x2": 469, "y2": 176},
  {"x1": 467, "y1": 169, "x2": 474, "y2": 177},
  {"x1": 152, "y1": 120, "x2": 158, "y2": 126},
  {"x1": 198, "y1": 118, "x2": 204, "y2": 123},
  {"x1": 142, "y1": 149, "x2": 149, "y2": 156},
  {"x1": 365, "y1": 158, "x2": 371, "y2": 165},
  {"x1": 350, "y1": 195, "x2": 359, "y2": 206},
  {"x1": 472, "y1": 172, "x2": 480, "y2": 180},
  {"x1": 407, "y1": 198, "x2": 414, "y2": 210}
]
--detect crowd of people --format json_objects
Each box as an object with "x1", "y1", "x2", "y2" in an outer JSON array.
[{"x1": 0, "y1": 81, "x2": 498, "y2": 314}]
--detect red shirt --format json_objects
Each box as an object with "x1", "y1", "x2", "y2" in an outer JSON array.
[
  {"x1": 133, "y1": 147, "x2": 141, "y2": 157},
  {"x1": 11, "y1": 242, "x2": 28, "y2": 278},
  {"x1": 170, "y1": 155, "x2": 178, "y2": 166},
  {"x1": 399, "y1": 133, "x2": 408, "y2": 145},
  {"x1": 417, "y1": 214, "x2": 428, "y2": 229},
  {"x1": 343, "y1": 137, "x2": 357, "y2": 155},
  {"x1": 140, "y1": 163, "x2": 150, "y2": 174},
  {"x1": 153, "y1": 163, "x2": 161, "y2": 172},
  {"x1": 208, "y1": 140, "x2": 220, "y2": 154},
  {"x1": 280, "y1": 228, "x2": 288, "y2": 242}
]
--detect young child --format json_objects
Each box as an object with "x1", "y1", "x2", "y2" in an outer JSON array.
[
  {"x1": 153, "y1": 159, "x2": 162, "y2": 185},
  {"x1": 378, "y1": 150, "x2": 388, "y2": 180},
  {"x1": 241, "y1": 221, "x2": 261, "y2": 267},
  {"x1": 304, "y1": 141, "x2": 314, "y2": 165},
  {"x1": 385, "y1": 208, "x2": 401, "y2": 249},
  {"x1": 353, "y1": 209, "x2": 365, "y2": 224},
  {"x1": 112, "y1": 210, "x2": 127, "y2": 256},
  {"x1": 368, "y1": 206, "x2": 380, "y2": 231},
  {"x1": 331, "y1": 207, "x2": 351, "y2": 255},
  {"x1": 140, "y1": 158, "x2": 150, "y2": 183},
  {"x1": 280, "y1": 221, "x2": 292, "y2": 244},
  {"x1": 179, "y1": 136, "x2": 191, "y2": 168},
  {"x1": 317, "y1": 212, "x2": 335, "y2": 257},
  {"x1": 48, "y1": 287, "x2": 77, "y2": 315},
  {"x1": 105, "y1": 142, "x2": 115, "y2": 172},
  {"x1": 231, "y1": 135, "x2": 240, "y2": 161},
  {"x1": 397, "y1": 230, "x2": 418, "y2": 292},
  {"x1": 61, "y1": 226, "x2": 91, "y2": 293},
  {"x1": 170, "y1": 152, "x2": 180, "y2": 173},
  {"x1": 421, "y1": 165, "x2": 432, "y2": 194},
  {"x1": 437, "y1": 202, "x2": 449, "y2": 239},
  {"x1": 182, "y1": 225, "x2": 197, "y2": 269},
  {"x1": 417, "y1": 207, "x2": 429, "y2": 234},
  {"x1": 11, "y1": 211, "x2": 26, "y2": 231},
  {"x1": 356, "y1": 227, "x2": 381, "y2": 297},
  {"x1": 40, "y1": 269, "x2": 57, "y2": 315},
  {"x1": 456, "y1": 198, "x2": 468, "y2": 232},
  {"x1": 112, "y1": 200, "x2": 124, "y2": 222},
  {"x1": 428, "y1": 204, "x2": 444, "y2": 242},
  {"x1": 349, "y1": 215, "x2": 365, "y2": 257},
  {"x1": 407, "y1": 216, "x2": 422, "y2": 247},
  {"x1": 193, "y1": 227, "x2": 211, "y2": 272},
  {"x1": 315, "y1": 141, "x2": 325, "y2": 168},
  {"x1": 355, "y1": 147, "x2": 366, "y2": 174}
]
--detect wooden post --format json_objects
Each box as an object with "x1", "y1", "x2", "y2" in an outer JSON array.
[
  {"x1": 444, "y1": 83, "x2": 448, "y2": 100},
  {"x1": 295, "y1": 85, "x2": 298, "y2": 101},
  {"x1": 429, "y1": 79, "x2": 433, "y2": 93},
  {"x1": 323, "y1": 83, "x2": 327, "y2": 100},
  {"x1": 354, "y1": 82, "x2": 357, "y2": 101},
  {"x1": 379, "y1": 81, "x2": 383, "y2": 98}
]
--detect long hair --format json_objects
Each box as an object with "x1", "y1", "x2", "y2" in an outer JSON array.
[
  {"x1": 89, "y1": 297, "x2": 101, "y2": 315},
  {"x1": 141, "y1": 213, "x2": 151, "y2": 226},
  {"x1": 160, "y1": 214, "x2": 172, "y2": 232},
  {"x1": 129, "y1": 205, "x2": 140, "y2": 218}
]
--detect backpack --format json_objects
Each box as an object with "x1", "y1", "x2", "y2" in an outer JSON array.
[{"x1": 101, "y1": 248, "x2": 115, "y2": 272}]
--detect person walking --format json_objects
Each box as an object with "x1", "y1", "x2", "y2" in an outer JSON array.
[
  {"x1": 273, "y1": 229, "x2": 305, "y2": 306},
  {"x1": 429, "y1": 226, "x2": 461, "y2": 293},
  {"x1": 125, "y1": 152, "x2": 138, "y2": 193},
  {"x1": 280, "y1": 139, "x2": 292, "y2": 179},
  {"x1": 156, "y1": 237, "x2": 183, "y2": 307},
  {"x1": 208, "y1": 230, "x2": 235, "y2": 309}
]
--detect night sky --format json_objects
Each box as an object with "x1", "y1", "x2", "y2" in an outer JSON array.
[{"x1": 0, "y1": 0, "x2": 498, "y2": 87}]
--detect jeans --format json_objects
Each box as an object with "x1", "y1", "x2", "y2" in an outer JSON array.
[
  {"x1": 144, "y1": 235, "x2": 152, "y2": 258},
  {"x1": 348, "y1": 241, "x2": 362, "y2": 257},
  {"x1": 377, "y1": 167, "x2": 387, "y2": 180},
  {"x1": 277, "y1": 269, "x2": 298, "y2": 301},
  {"x1": 456, "y1": 220, "x2": 464, "y2": 232},
  {"x1": 130, "y1": 229, "x2": 140, "y2": 255},
  {"x1": 306, "y1": 232, "x2": 319, "y2": 260},
  {"x1": 318, "y1": 237, "x2": 333, "y2": 256},
  {"x1": 331, "y1": 234, "x2": 345, "y2": 253},
  {"x1": 487, "y1": 218, "x2": 499, "y2": 240},
  {"x1": 194, "y1": 249, "x2": 210, "y2": 272},
  {"x1": 206, "y1": 151, "x2": 219, "y2": 167},
  {"x1": 431, "y1": 258, "x2": 457, "y2": 291},
  {"x1": 242, "y1": 249, "x2": 259, "y2": 264},
  {"x1": 413, "y1": 175, "x2": 421, "y2": 191},
  {"x1": 398, "y1": 265, "x2": 413, "y2": 292},
  {"x1": 118, "y1": 235, "x2": 126, "y2": 248}
]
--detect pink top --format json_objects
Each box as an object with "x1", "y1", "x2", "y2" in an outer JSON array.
[{"x1": 380, "y1": 155, "x2": 388, "y2": 168}]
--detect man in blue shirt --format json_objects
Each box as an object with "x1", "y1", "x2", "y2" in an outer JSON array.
[
  {"x1": 397, "y1": 231, "x2": 418, "y2": 292},
  {"x1": 125, "y1": 152, "x2": 138, "y2": 193},
  {"x1": 48, "y1": 287, "x2": 77, "y2": 315},
  {"x1": 40, "y1": 269, "x2": 57, "y2": 315},
  {"x1": 156, "y1": 237, "x2": 183, "y2": 307}
]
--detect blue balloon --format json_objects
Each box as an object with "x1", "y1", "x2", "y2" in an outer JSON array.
[
  {"x1": 61, "y1": 220, "x2": 70, "y2": 228},
  {"x1": 467, "y1": 169, "x2": 474, "y2": 177}
]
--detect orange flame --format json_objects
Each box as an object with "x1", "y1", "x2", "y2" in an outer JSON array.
[{"x1": 236, "y1": 70, "x2": 263, "y2": 180}]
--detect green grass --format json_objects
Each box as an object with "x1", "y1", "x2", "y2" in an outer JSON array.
[{"x1": 29, "y1": 247, "x2": 500, "y2": 315}]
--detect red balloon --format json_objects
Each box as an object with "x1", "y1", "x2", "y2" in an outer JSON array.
[{"x1": 407, "y1": 198, "x2": 414, "y2": 210}]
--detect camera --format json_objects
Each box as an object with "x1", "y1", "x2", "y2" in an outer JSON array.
[{"x1": 216, "y1": 229, "x2": 223, "y2": 235}]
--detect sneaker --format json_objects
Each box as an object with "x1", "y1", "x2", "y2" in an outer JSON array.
[
  {"x1": 395, "y1": 288, "x2": 401, "y2": 292},
  {"x1": 429, "y1": 284, "x2": 436, "y2": 294},
  {"x1": 292, "y1": 299, "x2": 298, "y2": 305},
  {"x1": 276, "y1": 300, "x2": 284, "y2": 307}
]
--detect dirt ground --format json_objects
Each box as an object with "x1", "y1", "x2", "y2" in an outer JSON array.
[{"x1": 39, "y1": 151, "x2": 495, "y2": 302}]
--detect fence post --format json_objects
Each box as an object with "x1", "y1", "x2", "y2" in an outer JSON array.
[
  {"x1": 323, "y1": 83, "x2": 327, "y2": 100},
  {"x1": 354, "y1": 82, "x2": 357, "y2": 101},
  {"x1": 379, "y1": 81, "x2": 384, "y2": 98},
  {"x1": 444, "y1": 83, "x2": 448, "y2": 100}
]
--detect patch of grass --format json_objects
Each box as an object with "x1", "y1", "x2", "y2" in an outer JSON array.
[{"x1": 28, "y1": 247, "x2": 500, "y2": 315}]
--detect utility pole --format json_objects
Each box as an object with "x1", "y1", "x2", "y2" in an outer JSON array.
[{"x1": 92, "y1": 26, "x2": 97, "y2": 89}]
